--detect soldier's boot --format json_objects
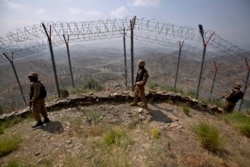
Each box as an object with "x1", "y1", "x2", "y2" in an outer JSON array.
[
  {"x1": 142, "y1": 104, "x2": 148, "y2": 109},
  {"x1": 130, "y1": 102, "x2": 138, "y2": 106},
  {"x1": 32, "y1": 120, "x2": 43, "y2": 128},
  {"x1": 43, "y1": 117, "x2": 50, "y2": 123}
]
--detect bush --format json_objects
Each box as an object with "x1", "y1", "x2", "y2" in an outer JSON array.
[
  {"x1": 149, "y1": 128, "x2": 160, "y2": 139},
  {"x1": 192, "y1": 121, "x2": 223, "y2": 152},
  {"x1": 60, "y1": 89, "x2": 69, "y2": 98},
  {"x1": 148, "y1": 81, "x2": 159, "y2": 90},
  {"x1": 102, "y1": 127, "x2": 133, "y2": 148},
  {"x1": 0, "y1": 134, "x2": 22, "y2": 157},
  {"x1": 223, "y1": 112, "x2": 250, "y2": 137},
  {"x1": 182, "y1": 105, "x2": 190, "y2": 116},
  {"x1": 83, "y1": 78, "x2": 102, "y2": 91}
]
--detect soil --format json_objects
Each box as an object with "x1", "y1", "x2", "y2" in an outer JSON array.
[{"x1": 0, "y1": 93, "x2": 250, "y2": 167}]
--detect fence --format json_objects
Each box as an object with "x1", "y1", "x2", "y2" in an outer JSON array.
[{"x1": 0, "y1": 17, "x2": 249, "y2": 112}]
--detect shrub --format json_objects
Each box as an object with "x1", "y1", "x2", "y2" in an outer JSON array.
[
  {"x1": 60, "y1": 89, "x2": 69, "y2": 98},
  {"x1": 0, "y1": 134, "x2": 22, "y2": 157},
  {"x1": 102, "y1": 127, "x2": 133, "y2": 148},
  {"x1": 182, "y1": 105, "x2": 190, "y2": 116},
  {"x1": 192, "y1": 121, "x2": 223, "y2": 152},
  {"x1": 223, "y1": 112, "x2": 250, "y2": 137},
  {"x1": 149, "y1": 128, "x2": 160, "y2": 139},
  {"x1": 148, "y1": 81, "x2": 159, "y2": 90},
  {"x1": 83, "y1": 78, "x2": 102, "y2": 91}
]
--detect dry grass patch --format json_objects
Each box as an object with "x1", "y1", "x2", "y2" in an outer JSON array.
[{"x1": 0, "y1": 134, "x2": 22, "y2": 157}]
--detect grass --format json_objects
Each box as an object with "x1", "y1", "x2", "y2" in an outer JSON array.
[
  {"x1": 68, "y1": 78, "x2": 102, "y2": 94},
  {"x1": 185, "y1": 90, "x2": 196, "y2": 98},
  {"x1": 191, "y1": 121, "x2": 223, "y2": 153},
  {"x1": 102, "y1": 126, "x2": 134, "y2": 148},
  {"x1": 223, "y1": 112, "x2": 250, "y2": 137},
  {"x1": 0, "y1": 134, "x2": 22, "y2": 157},
  {"x1": 149, "y1": 128, "x2": 160, "y2": 139},
  {"x1": 148, "y1": 81, "x2": 159, "y2": 90},
  {"x1": 201, "y1": 98, "x2": 223, "y2": 108},
  {"x1": 182, "y1": 105, "x2": 191, "y2": 116},
  {"x1": 0, "y1": 117, "x2": 23, "y2": 135},
  {"x1": 83, "y1": 109, "x2": 103, "y2": 125},
  {"x1": 86, "y1": 126, "x2": 134, "y2": 167},
  {"x1": 0, "y1": 102, "x2": 25, "y2": 115}
]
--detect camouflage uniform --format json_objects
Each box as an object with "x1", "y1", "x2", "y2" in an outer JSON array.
[
  {"x1": 28, "y1": 72, "x2": 49, "y2": 128},
  {"x1": 131, "y1": 60, "x2": 149, "y2": 109},
  {"x1": 222, "y1": 82, "x2": 243, "y2": 113}
]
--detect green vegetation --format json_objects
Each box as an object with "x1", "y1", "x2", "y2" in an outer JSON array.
[
  {"x1": 0, "y1": 134, "x2": 22, "y2": 157},
  {"x1": 149, "y1": 128, "x2": 160, "y2": 139},
  {"x1": 60, "y1": 89, "x2": 69, "y2": 98},
  {"x1": 148, "y1": 81, "x2": 159, "y2": 90},
  {"x1": 83, "y1": 109, "x2": 102, "y2": 125},
  {"x1": 201, "y1": 98, "x2": 223, "y2": 108},
  {"x1": 160, "y1": 85, "x2": 184, "y2": 94},
  {"x1": 223, "y1": 112, "x2": 250, "y2": 137},
  {"x1": 185, "y1": 90, "x2": 196, "y2": 98},
  {"x1": 0, "y1": 117, "x2": 23, "y2": 135},
  {"x1": 83, "y1": 78, "x2": 102, "y2": 91},
  {"x1": 63, "y1": 156, "x2": 82, "y2": 167},
  {"x1": 0, "y1": 102, "x2": 24, "y2": 115},
  {"x1": 102, "y1": 127, "x2": 134, "y2": 148},
  {"x1": 4, "y1": 158, "x2": 21, "y2": 167},
  {"x1": 182, "y1": 105, "x2": 190, "y2": 116},
  {"x1": 69, "y1": 78, "x2": 102, "y2": 94},
  {"x1": 191, "y1": 121, "x2": 223, "y2": 152}
]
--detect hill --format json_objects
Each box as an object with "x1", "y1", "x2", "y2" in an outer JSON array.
[
  {"x1": 0, "y1": 91, "x2": 250, "y2": 166},
  {"x1": 0, "y1": 44, "x2": 249, "y2": 111}
]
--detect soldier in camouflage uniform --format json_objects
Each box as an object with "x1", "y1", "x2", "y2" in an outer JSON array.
[
  {"x1": 28, "y1": 72, "x2": 50, "y2": 128},
  {"x1": 221, "y1": 82, "x2": 244, "y2": 113},
  {"x1": 130, "y1": 60, "x2": 149, "y2": 109}
]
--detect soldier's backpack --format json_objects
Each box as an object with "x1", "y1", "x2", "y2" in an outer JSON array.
[
  {"x1": 39, "y1": 83, "x2": 47, "y2": 99},
  {"x1": 30, "y1": 82, "x2": 47, "y2": 99},
  {"x1": 226, "y1": 89, "x2": 243, "y2": 103}
]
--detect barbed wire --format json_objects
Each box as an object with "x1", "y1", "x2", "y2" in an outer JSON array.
[{"x1": 1, "y1": 17, "x2": 249, "y2": 57}]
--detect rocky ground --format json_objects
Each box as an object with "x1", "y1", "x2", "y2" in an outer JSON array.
[{"x1": 0, "y1": 92, "x2": 250, "y2": 167}]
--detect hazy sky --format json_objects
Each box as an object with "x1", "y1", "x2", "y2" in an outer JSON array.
[{"x1": 0, "y1": 0, "x2": 250, "y2": 50}]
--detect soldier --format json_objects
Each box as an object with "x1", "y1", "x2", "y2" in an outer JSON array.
[
  {"x1": 130, "y1": 60, "x2": 149, "y2": 109},
  {"x1": 221, "y1": 82, "x2": 244, "y2": 113},
  {"x1": 28, "y1": 72, "x2": 50, "y2": 128}
]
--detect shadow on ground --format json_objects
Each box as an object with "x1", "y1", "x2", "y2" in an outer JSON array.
[
  {"x1": 40, "y1": 121, "x2": 64, "y2": 134},
  {"x1": 148, "y1": 108, "x2": 172, "y2": 123}
]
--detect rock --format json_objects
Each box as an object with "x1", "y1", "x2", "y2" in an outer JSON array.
[
  {"x1": 34, "y1": 152, "x2": 40, "y2": 156},
  {"x1": 138, "y1": 114, "x2": 145, "y2": 121},
  {"x1": 169, "y1": 122, "x2": 179, "y2": 128},
  {"x1": 137, "y1": 108, "x2": 143, "y2": 114}
]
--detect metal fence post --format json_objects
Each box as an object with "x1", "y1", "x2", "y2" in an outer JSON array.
[
  {"x1": 174, "y1": 41, "x2": 184, "y2": 89},
  {"x1": 209, "y1": 61, "x2": 222, "y2": 100},
  {"x1": 196, "y1": 25, "x2": 215, "y2": 99},
  {"x1": 42, "y1": 23, "x2": 61, "y2": 98},
  {"x1": 130, "y1": 16, "x2": 136, "y2": 91},
  {"x1": 63, "y1": 34, "x2": 75, "y2": 88},
  {"x1": 123, "y1": 28, "x2": 128, "y2": 87},
  {"x1": 3, "y1": 52, "x2": 27, "y2": 105}
]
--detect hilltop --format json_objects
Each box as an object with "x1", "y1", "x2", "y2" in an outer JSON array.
[{"x1": 0, "y1": 91, "x2": 249, "y2": 167}]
